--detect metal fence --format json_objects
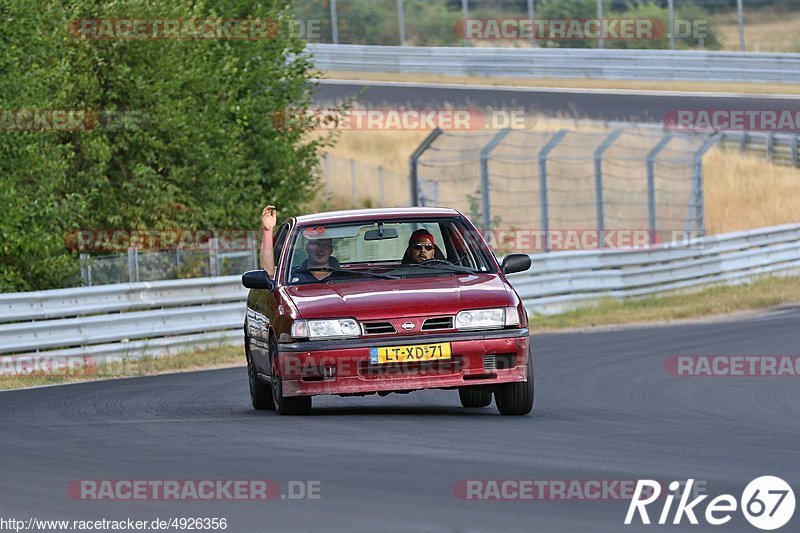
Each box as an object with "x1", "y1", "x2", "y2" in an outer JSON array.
[
  {"x1": 410, "y1": 127, "x2": 719, "y2": 249},
  {"x1": 3, "y1": 223, "x2": 799, "y2": 375},
  {"x1": 309, "y1": 44, "x2": 800, "y2": 83},
  {"x1": 79, "y1": 238, "x2": 259, "y2": 287}
]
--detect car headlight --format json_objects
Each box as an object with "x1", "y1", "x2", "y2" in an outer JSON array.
[
  {"x1": 291, "y1": 318, "x2": 360, "y2": 340},
  {"x1": 455, "y1": 307, "x2": 520, "y2": 330}
]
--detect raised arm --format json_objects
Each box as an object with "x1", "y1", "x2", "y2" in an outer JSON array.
[{"x1": 260, "y1": 205, "x2": 277, "y2": 277}]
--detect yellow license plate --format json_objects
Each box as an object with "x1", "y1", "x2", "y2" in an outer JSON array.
[{"x1": 369, "y1": 343, "x2": 451, "y2": 364}]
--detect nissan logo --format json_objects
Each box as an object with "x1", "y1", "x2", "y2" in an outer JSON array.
[{"x1": 401, "y1": 321, "x2": 415, "y2": 331}]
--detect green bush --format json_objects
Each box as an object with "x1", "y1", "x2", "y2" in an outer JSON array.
[{"x1": 0, "y1": 0, "x2": 334, "y2": 292}]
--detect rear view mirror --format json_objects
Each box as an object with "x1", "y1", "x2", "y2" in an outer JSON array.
[
  {"x1": 242, "y1": 270, "x2": 276, "y2": 291},
  {"x1": 501, "y1": 254, "x2": 531, "y2": 275},
  {"x1": 364, "y1": 228, "x2": 398, "y2": 241}
]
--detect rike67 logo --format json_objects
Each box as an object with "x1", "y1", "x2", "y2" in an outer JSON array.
[{"x1": 625, "y1": 477, "x2": 795, "y2": 530}]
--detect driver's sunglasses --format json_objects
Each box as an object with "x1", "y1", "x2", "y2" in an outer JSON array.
[{"x1": 413, "y1": 243, "x2": 434, "y2": 251}]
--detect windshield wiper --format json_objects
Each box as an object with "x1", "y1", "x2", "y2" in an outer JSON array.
[{"x1": 297, "y1": 267, "x2": 399, "y2": 280}]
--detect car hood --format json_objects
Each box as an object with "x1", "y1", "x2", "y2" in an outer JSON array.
[{"x1": 284, "y1": 274, "x2": 511, "y2": 320}]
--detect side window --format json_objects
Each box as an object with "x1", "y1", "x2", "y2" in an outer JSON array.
[{"x1": 272, "y1": 223, "x2": 290, "y2": 277}]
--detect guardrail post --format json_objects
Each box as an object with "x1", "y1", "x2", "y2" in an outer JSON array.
[
  {"x1": 646, "y1": 135, "x2": 675, "y2": 237},
  {"x1": 739, "y1": 132, "x2": 748, "y2": 152},
  {"x1": 209, "y1": 238, "x2": 219, "y2": 277},
  {"x1": 688, "y1": 133, "x2": 721, "y2": 237},
  {"x1": 249, "y1": 232, "x2": 258, "y2": 270},
  {"x1": 594, "y1": 129, "x2": 623, "y2": 249},
  {"x1": 409, "y1": 128, "x2": 443, "y2": 206},
  {"x1": 792, "y1": 135, "x2": 799, "y2": 168},
  {"x1": 127, "y1": 247, "x2": 139, "y2": 283},
  {"x1": 479, "y1": 128, "x2": 512, "y2": 231},
  {"x1": 538, "y1": 129, "x2": 569, "y2": 252}
]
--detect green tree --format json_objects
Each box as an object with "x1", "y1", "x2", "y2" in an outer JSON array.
[{"x1": 0, "y1": 0, "x2": 333, "y2": 292}]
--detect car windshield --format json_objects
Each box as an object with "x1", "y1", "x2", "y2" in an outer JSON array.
[{"x1": 285, "y1": 218, "x2": 495, "y2": 285}]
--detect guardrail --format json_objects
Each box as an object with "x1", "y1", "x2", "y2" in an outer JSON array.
[
  {"x1": 2, "y1": 224, "x2": 799, "y2": 375},
  {"x1": 309, "y1": 44, "x2": 800, "y2": 83},
  {"x1": 719, "y1": 131, "x2": 800, "y2": 168}
]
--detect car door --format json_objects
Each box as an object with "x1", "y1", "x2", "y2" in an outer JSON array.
[{"x1": 249, "y1": 222, "x2": 290, "y2": 375}]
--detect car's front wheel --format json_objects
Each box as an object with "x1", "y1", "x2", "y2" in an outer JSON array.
[
  {"x1": 458, "y1": 387, "x2": 492, "y2": 408},
  {"x1": 495, "y1": 353, "x2": 534, "y2": 416},
  {"x1": 269, "y1": 336, "x2": 312, "y2": 416},
  {"x1": 246, "y1": 334, "x2": 274, "y2": 410}
]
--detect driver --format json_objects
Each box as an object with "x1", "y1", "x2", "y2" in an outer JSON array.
[{"x1": 402, "y1": 229, "x2": 437, "y2": 264}]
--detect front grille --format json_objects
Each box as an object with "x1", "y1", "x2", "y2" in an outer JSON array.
[
  {"x1": 361, "y1": 321, "x2": 396, "y2": 335},
  {"x1": 483, "y1": 354, "x2": 496, "y2": 371},
  {"x1": 421, "y1": 316, "x2": 453, "y2": 331}
]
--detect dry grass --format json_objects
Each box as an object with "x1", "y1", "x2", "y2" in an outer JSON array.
[
  {"x1": 714, "y1": 9, "x2": 800, "y2": 53},
  {"x1": 704, "y1": 148, "x2": 800, "y2": 234},
  {"x1": 0, "y1": 345, "x2": 242, "y2": 391},
  {"x1": 533, "y1": 275, "x2": 800, "y2": 331},
  {"x1": 322, "y1": 70, "x2": 800, "y2": 96}
]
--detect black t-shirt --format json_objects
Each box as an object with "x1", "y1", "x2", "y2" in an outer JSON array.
[{"x1": 288, "y1": 257, "x2": 342, "y2": 284}]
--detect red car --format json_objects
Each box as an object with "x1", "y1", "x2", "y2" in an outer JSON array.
[{"x1": 242, "y1": 207, "x2": 533, "y2": 415}]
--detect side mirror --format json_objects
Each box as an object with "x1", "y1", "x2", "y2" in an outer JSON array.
[
  {"x1": 501, "y1": 254, "x2": 531, "y2": 275},
  {"x1": 242, "y1": 270, "x2": 276, "y2": 291}
]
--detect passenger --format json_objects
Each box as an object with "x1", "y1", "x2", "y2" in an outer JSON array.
[{"x1": 260, "y1": 205, "x2": 339, "y2": 282}]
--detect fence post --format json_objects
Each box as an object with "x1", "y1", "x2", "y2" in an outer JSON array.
[
  {"x1": 127, "y1": 247, "x2": 139, "y2": 283},
  {"x1": 409, "y1": 128, "x2": 443, "y2": 206},
  {"x1": 80, "y1": 253, "x2": 90, "y2": 286},
  {"x1": 250, "y1": 232, "x2": 258, "y2": 270},
  {"x1": 527, "y1": 0, "x2": 536, "y2": 47},
  {"x1": 330, "y1": 0, "x2": 339, "y2": 44},
  {"x1": 646, "y1": 135, "x2": 675, "y2": 237},
  {"x1": 323, "y1": 153, "x2": 331, "y2": 197},
  {"x1": 538, "y1": 129, "x2": 569, "y2": 251},
  {"x1": 378, "y1": 165, "x2": 385, "y2": 207},
  {"x1": 596, "y1": 0, "x2": 604, "y2": 49},
  {"x1": 594, "y1": 129, "x2": 623, "y2": 249},
  {"x1": 689, "y1": 134, "x2": 721, "y2": 237},
  {"x1": 350, "y1": 159, "x2": 357, "y2": 206},
  {"x1": 209, "y1": 237, "x2": 219, "y2": 277},
  {"x1": 792, "y1": 135, "x2": 799, "y2": 168},
  {"x1": 766, "y1": 132, "x2": 775, "y2": 161},
  {"x1": 397, "y1": 0, "x2": 405, "y2": 45},
  {"x1": 479, "y1": 128, "x2": 512, "y2": 231}
]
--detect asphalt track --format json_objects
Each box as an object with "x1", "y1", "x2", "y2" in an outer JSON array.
[
  {"x1": 2, "y1": 307, "x2": 799, "y2": 532},
  {"x1": 313, "y1": 80, "x2": 800, "y2": 123}
]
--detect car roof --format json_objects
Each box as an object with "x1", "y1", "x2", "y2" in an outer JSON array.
[{"x1": 294, "y1": 207, "x2": 462, "y2": 225}]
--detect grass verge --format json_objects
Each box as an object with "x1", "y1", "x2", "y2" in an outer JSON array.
[
  {"x1": 532, "y1": 275, "x2": 800, "y2": 331},
  {"x1": 0, "y1": 345, "x2": 242, "y2": 391}
]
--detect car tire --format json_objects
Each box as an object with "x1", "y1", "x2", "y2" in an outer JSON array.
[
  {"x1": 269, "y1": 335, "x2": 312, "y2": 416},
  {"x1": 458, "y1": 387, "x2": 492, "y2": 408},
  {"x1": 246, "y1": 333, "x2": 274, "y2": 410},
  {"x1": 495, "y1": 353, "x2": 534, "y2": 416}
]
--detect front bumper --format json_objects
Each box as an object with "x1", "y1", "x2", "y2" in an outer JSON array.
[{"x1": 277, "y1": 329, "x2": 529, "y2": 397}]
